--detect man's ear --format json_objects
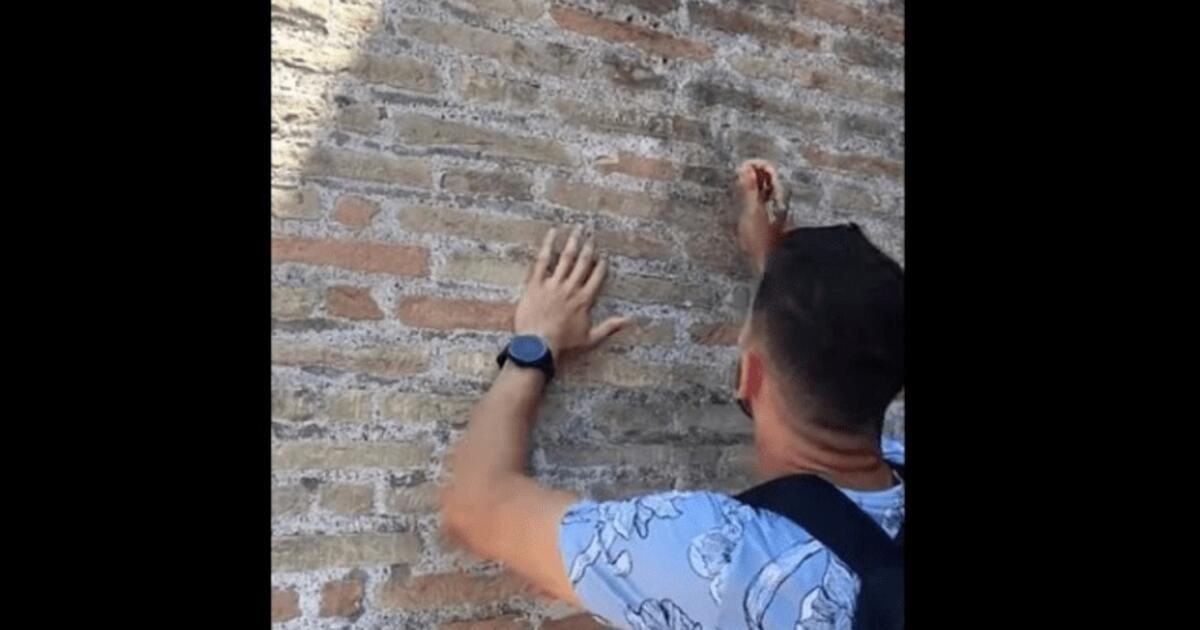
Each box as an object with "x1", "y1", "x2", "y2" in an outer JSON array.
[{"x1": 738, "y1": 350, "x2": 764, "y2": 402}]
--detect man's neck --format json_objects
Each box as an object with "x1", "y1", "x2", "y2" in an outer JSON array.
[{"x1": 763, "y1": 419, "x2": 894, "y2": 492}]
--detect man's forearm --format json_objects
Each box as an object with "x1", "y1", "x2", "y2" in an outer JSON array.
[{"x1": 444, "y1": 363, "x2": 547, "y2": 513}]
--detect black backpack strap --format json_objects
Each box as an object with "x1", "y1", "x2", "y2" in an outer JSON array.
[
  {"x1": 734, "y1": 469, "x2": 904, "y2": 630},
  {"x1": 734, "y1": 474, "x2": 901, "y2": 574}
]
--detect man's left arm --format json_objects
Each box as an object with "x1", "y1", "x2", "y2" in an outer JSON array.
[{"x1": 440, "y1": 225, "x2": 631, "y2": 604}]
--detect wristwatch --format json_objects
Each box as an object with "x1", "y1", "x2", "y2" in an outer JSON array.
[{"x1": 496, "y1": 334, "x2": 556, "y2": 382}]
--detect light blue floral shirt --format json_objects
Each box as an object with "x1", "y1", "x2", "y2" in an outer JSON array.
[{"x1": 558, "y1": 437, "x2": 904, "y2": 630}]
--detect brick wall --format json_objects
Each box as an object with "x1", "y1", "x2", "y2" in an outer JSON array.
[{"x1": 271, "y1": 0, "x2": 904, "y2": 626}]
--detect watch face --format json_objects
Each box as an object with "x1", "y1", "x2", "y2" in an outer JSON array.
[{"x1": 509, "y1": 335, "x2": 548, "y2": 363}]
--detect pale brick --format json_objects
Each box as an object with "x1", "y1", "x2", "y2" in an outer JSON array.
[
  {"x1": 687, "y1": 81, "x2": 824, "y2": 130},
  {"x1": 385, "y1": 483, "x2": 439, "y2": 513},
  {"x1": 273, "y1": 32, "x2": 356, "y2": 73},
  {"x1": 399, "y1": 18, "x2": 582, "y2": 77},
  {"x1": 376, "y1": 571, "x2": 532, "y2": 610},
  {"x1": 272, "y1": 484, "x2": 310, "y2": 518},
  {"x1": 271, "y1": 442, "x2": 435, "y2": 470},
  {"x1": 441, "y1": 253, "x2": 529, "y2": 287},
  {"x1": 272, "y1": 532, "x2": 422, "y2": 572},
  {"x1": 689, "y1": 3, "x2": 820, "y2": 50},
  {"x1": 454, "y1": 0, "x2": 544, "y2": 21},
  {"x1": 446, "y1": 350, "x2": 497, "y2": 380},
  {"x1": 399, "y1": 206, "x2": 671, "y2": 261},
  {"x1": 593, "y1": 229, "x2": 673, "y2": 261},
  {"x1": 594, "y1": 152, "x2": 678, "y2": 181},
  {"x1": 350, "y1": 53, "x2": 441, "y2": 92},
  {"x1": 272, "y1": 388, "x2": 320, "y2": 421},
  {"x1": 600, "y1": 53, "x2": 667, "y2": 90},
  {"x1": 326, "y1": 389, "x2": 373, "y2": 422},
  {"x1": 829, "y1": 184, "x2": 882, "y2": 213},
  {"x1": 621, "y1": 0, "x2": 679, "y2": 16},
  {"x1": 334, "y1": 102, "x2": 380, "y2": 134},
  {"x1": 606, "y1": 274, "x2": 714, "y2": 308},
  {"x1": 272, "y1": 184, "x2": 322, "y2": 220},
  {"x1": 677, "y1": 403, "x2": 752, "y2": 436},
  {"x1": 608, "y1": 318, "x2": 675, "y2": 348},
  {"x1": 834, "y1": 36, "x2": 902, "y2": 70},
  {"x1": 441, "y1": 169, "x2": 533, "y2": 201},
  {"x1": 394, "y1": 114, "x2": 576, "y2": 166},
  {"x1": 689, "y1": 321, "x2": 742, "y2": 346},
  {"x1": 542, "y1": 613, "x2": 606, "y2": 630},
  {"x1": 304, "y1": 147, "x2": 433, "y2": 188},
  {"x1": 797, "y1": 0, "x2": 904, "y2": 43},
  {"x1": 400, "y1": 205, "x2": 549, "y2": 245},
  {"x1": 554, "y1": 98, "x2": 708, "y2": 143},
  {"x1": 545, "y1": 180, "x2": 672, "y2": 220},
  {"x1": 460, "y1": 71, "x2": 539, "y2": 107},
  {"x1": 442, "y1": 616, "x2": 531, "y2": 630},
  {"x1": 550, "y1": 6, "x2": 713, "y2": 59},
  {"x1": 319, "y1": 483, "x2": 375, "y2": 516},
  {"x1": 729, "y1": 55, "x2": 903, "y2": 107},
  {"x1": 559, "y1": 354, "x2": 677, "y2": 388},
  {"x1": 271, "y1": 341, "x2": 429, "y2": 378},
  {"x1": 379, "y1": 393, "x2": 474, "y2": 425},
  {"x1": 733, "y1": 130, "x2": 786, "y2": 164},
  {"x1": 272, "y1": 286, "x2": 320, "y2": 320}
]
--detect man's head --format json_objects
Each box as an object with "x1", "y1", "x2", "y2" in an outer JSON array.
[{"x1": 736, "y1": 224, "x2": 904, "y2": 471}]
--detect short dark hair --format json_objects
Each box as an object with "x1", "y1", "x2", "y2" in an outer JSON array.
[{"x1": 750, "y1": 224, "x2": 904, "y2": 436}]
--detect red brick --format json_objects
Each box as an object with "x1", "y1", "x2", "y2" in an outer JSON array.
[
  {"x1": 333, "y1": 195, "x2": 380, "y2": 230},
  {"x1": 690, "y1": 321, "x2": 742, "y2": 346},
  {"x1": 376, "y1": 571, "x2": 533, "y2": 610},
  {"x1": 272, "y1": 236, "x2": 428, "y2": 276},
  {"x1": 688, "y1": 4, "x2": 821, "y2": 51},
  {"x1": 801, "y1": 146, "x2": 904, "y2": 180},
  {"x1": 397, "y1": 296, "x2": 515, "y2": 332},
  {"x1": 441, "y1": 615, "x2": 532, "y2": 630},
  {"x1": 272, "y1": 587, "x2": 300, "y2": 622},
  {"x1": 594, "y1": 152, "x2": 678, "y2": 181},
  {"x1": 326, "y1": 286, "x2": 384, "y2": 320},
  {"x1": 550, "y1": 6, "x2": 713, "y2": 60},
  {"x1": 796, "y1": 0, "x2": 904, "y2": 44},
  {"x1": 320, "y1": 576, "x2": 365, "y2": 618}
]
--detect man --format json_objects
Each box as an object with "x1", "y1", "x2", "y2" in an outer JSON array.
[{"x1": 441, "y1": 160, "x2": 905, "y2": 629}]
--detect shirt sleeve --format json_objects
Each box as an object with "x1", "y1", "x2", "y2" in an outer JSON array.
[
  {"x1": 557, "y1": 491, "x2": 738, "y2": 630},
  {"x1": 881, "y1": 434, "x2": 905, "y2": 465}
]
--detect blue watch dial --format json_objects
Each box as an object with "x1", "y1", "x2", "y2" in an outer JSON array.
[{"x1": 509, "y1": 335, "x2": 548, "y2": 363}]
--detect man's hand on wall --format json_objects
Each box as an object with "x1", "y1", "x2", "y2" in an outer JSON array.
[{"x1": 515, "y1": 225, "x2": 632, "y2": 360}]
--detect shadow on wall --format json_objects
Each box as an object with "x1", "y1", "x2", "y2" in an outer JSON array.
[{"x1": 270, "y1": 0, "x2": 904, "y2": 626}]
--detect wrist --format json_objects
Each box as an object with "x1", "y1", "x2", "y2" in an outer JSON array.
[{"x1": 515, "y1": 330, "x2": 561, "y2": 358}]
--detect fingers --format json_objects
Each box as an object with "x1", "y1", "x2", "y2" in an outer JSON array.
[
  {"x1": 566, "y1": 236, "x2": 595, "y2": 289},
  {"x1": 551, "y1": 225, "x2": 584, "y2": 284},
  {"x1": 587, "y1": 316, "x2": 634, "y2": 349},
  {"x1": 528, "y1": 227, "x2": 557, "y2": 285},
  {"x1": 580, "y1": 257, "x2": 608, "y2": 303}
]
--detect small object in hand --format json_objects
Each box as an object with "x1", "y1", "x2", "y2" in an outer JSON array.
[{"x1": 738, "y1": 159, "x2": 789, "y2": 226}]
